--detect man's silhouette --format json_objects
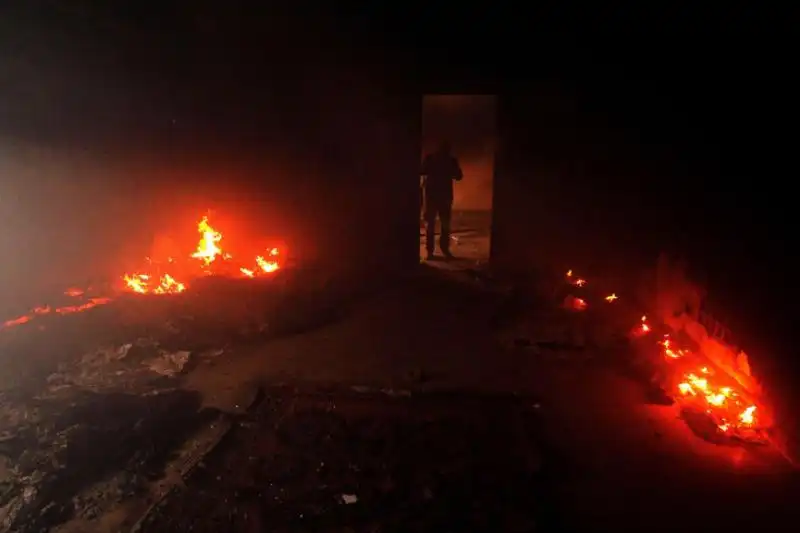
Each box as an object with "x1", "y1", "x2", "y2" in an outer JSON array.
[{"x1": 421, "y1": 141, "x2": 463, "y2": 260}]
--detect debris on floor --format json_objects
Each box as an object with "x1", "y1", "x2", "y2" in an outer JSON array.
[{"x1": 137, "y1": 386, "x2": 544, "y2": 532}]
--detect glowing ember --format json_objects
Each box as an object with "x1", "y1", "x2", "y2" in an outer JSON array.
[
  {"x1": 565, "y1": 269, "x2": 586, "y2": 286},
  {"x1": 64, "y1": 288, "x2": 84, "y2": 297},
  {"x1": 659, "y1": 336, "x2": 687, "y2": 359},
  {"x1": 2, "y1": 298, "x2": 112, "y2": 329},
  {"x1": 605, "y1": 293, "x2": 618, "y2": 302},
  {"x1": 652, "y1": 325, "x2": 763, "y2": 435}
]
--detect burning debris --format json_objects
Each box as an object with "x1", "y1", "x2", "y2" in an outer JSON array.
[
  {"x1": 560, "y1": 268, "x2": 768, "y2": 444},
  {"x1": 655, "y1": 333, "x2": 763, "y2": 440},
  {"x1": 122, "y1": 214, "x2": 282, "y2": 294},
  {"x1": 1, "y1": 214, "x2": 284, "y2": 331}
]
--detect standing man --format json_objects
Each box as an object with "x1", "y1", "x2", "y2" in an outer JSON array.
[{"x1": 420, "y1": 141, "x2": 463, "y2": 260}]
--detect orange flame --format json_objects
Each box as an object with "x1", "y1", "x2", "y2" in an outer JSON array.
[
  {"x1": 653, "y1": 323, "x2": 762, "y2": 434},
  {"x1": 191, "y1": 216, "x2": 223, "y2": 266}
]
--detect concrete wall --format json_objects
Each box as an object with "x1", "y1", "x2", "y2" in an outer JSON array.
[{"x1": 491, "y1": 86, "x2": 668, "y2": 289}]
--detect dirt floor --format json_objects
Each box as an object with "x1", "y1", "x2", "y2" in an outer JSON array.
[{"x1": 2, "y1": 211, "x2": 800, "y2": 532}]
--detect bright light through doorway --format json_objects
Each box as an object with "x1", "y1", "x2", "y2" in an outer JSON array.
[{"x1": 420, "y1": 95, "x2": 496, "y2": 264}]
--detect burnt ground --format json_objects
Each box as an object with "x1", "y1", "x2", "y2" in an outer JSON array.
[
  {"x1": 137, "y1": 387, "x2": 544, "y2": 533},
  {"x1": 2, "y1": 214, "x2": 800, "y2": 532}
]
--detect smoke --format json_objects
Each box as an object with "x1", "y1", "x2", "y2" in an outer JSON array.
[{"x1": 422, "y1": 95, "x2": 496, "y2": 211}]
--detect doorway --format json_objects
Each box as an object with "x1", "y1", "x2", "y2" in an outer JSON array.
[{"x1": 420, "y1": 95, "x2": 496, "y2": 262}]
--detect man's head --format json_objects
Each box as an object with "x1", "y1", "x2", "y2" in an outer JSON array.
[{"x1": 437, "y1": 141, "x2": 452, "y2": 155}]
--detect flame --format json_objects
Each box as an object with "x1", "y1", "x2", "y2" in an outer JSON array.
[
  {"x1": 256, "y1": 248, "x2": 280, "y2": 273},
  {"x1": 2, "y1": 213, "x2": 284, "y2": 331},
  {"x1": 565, "y1": 269, "x2": 586, "y2": 287},
  {"x1": 123, "y1": 273, "x2": 186, "y2": 295},
  {"x1": 191, "y1": 216, "x2": 223, "y2": 266},
  {"x1": 739, "y1": 405, "x2": 756, "y2": 425},
  {"x1": 652, "y1": 324, "x2": 763, "y2": 435},
  {"x1": 631, "y1": 315, "x2": 651, "y2": 337},
  {"x1": 120, "y1": 215, "x2": 282, "y2": 296},
  {"x1": 605, "y1": 293, "x2": 618, "y2": 302}
]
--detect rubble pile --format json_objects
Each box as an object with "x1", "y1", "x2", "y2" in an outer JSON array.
[{"x1": 0, "y1": 388, "x2": 215, "y2": 532}]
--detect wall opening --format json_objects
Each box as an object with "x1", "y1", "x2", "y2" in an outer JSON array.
[{"x1": 420, "y1": 95, "x2": 496, "y2": 262}]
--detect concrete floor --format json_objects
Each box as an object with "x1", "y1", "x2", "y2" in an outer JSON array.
[{"x1": 176, "y1": 265, "x2": 799, "y2": 532}]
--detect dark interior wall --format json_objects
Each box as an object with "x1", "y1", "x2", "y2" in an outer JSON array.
[{"x1": 491, "y1": 85, "x2": 669, "y2": 288}]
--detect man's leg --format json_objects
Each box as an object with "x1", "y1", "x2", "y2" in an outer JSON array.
[
  {"x1": 424, "y1": 201, "x2": 437, "y2": 259},
  {"x1": 439, "y1": 202, "x2": 453, "y2": 256}
]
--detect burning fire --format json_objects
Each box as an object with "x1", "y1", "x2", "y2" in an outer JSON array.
[
  {"x1": 560, "y1": 269, "x2": 764, "y2": 440},
  {"x1": 660, "y1": 335, "x2": 760, "y2": 435},
  {"x1": 2, "y1": 214, "x2": 284, "y2": 330},
  {"x1": 122, "y1": 215, "x2": 282, "y2": 295},
  {"x1": 565, "y1": 269, "x2": 586, "y2": 287},
  {"x1": 191, "y1": 216, "x2": 223, "y2": 266}
]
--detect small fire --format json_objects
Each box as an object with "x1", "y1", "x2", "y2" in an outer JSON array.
[
  {"x1": 121, "y1": 215, "x2": 282, "y2": 295},
  {"x1": 654, "y1": 327, "x2": 762, "y2": 435},
  {"x1": 191, "y1": 216, "x2": 223, "y2": 266},
  {"x1": 631, "y1": 315, "x2": 651, "y2": 337},
  {"x1": 2, "y1": 213, "x2": 284, "y2": 331},
  {"x1": 256, "y1": 248, "x2": 280, "y2": 273},
  {"x1": 605, "y1": 293, "x2": 618, "y2": 302},
  {"x1": 123, "y1": 274, "x2": 186, "y2": 295},
  {"x1": 565, "y1": 269, "x2": 586, "y2": 287}
]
